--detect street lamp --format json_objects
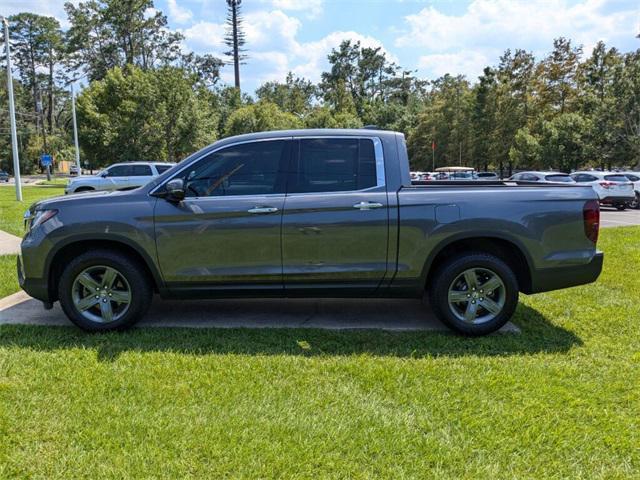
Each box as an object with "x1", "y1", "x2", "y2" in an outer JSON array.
[{"x1": 1, "y1": 15, "x2": 23, "y2": 201}]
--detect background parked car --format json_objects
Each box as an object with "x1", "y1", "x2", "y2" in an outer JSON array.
[
  {"x1": 510, "y1": 171, "x2": 576, "y2": 183},
  {"x1": 476, "y1": 172, "x2": 499, "y2": 181},
  {"x1": 65, "y1": 162, "x2": 175, "y2": 194},
  {"x1": 69, "y1": 164, "x2": 80, "y2": 176},
  {"x1": 570, "y1": 171, "x2": 635, "y2": 210},
  {"x1": 0, "y1": 170, "x2": 9, "y2": 183},
  {"x1": 617, "y1": 171, "x2": 640, "y2": 209}
]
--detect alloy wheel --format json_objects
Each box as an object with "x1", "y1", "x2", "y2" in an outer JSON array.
[
  {"x1": 447, "y1": 267, "x2": 506, "y2": 324},
  {"x1": 71, "y1": 265, "x2": 131, "y2": 323}
]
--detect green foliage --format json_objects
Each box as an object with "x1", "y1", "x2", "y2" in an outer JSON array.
[
  {"x1": 303, "y1": 107, "x2": 362, "y2": 129},
  {"x1": 2, "y1": 1, "x2": 640, "y2": 174},
  {"x1": 77, "y1": 66, "x2": 217, "y2": 165},
  {"x1": 256, "y1": 73, "x2": 316, "y2": 115},
  {"x1": 64, "y1": 0, "x2": 184, "y2": 81},
  {"x1": 407, "y1": 75, "x2": 474, "y2": 170},
  {"x1": 509, "y1": 127, "x2": 541, "y2": 169},
  {"x1": 224, "y1": 101, "x2": 302, "y2": 137},
  {"x1": 540, "y1": 113, "x2": 588, "y2": 172}
]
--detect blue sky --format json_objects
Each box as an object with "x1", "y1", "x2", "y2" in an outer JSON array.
[{"x1": 5, "y1": 0, "x2": 640, "y2": 94}]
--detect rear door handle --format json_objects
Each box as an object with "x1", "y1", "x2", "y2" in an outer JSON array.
[
  {"x1": 247, "y1": 206, "x2": 279, "y2": 214},
  {"x1": 353, "y1": 201, "x2": 384, "y2": 210}
]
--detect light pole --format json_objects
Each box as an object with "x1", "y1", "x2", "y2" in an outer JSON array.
[
  {"x1": 70, "y1": 83, "x2": 81, "y2": 175},
  {"x1": 1, "y1": 16, "x2": 22, "y2": 201}
]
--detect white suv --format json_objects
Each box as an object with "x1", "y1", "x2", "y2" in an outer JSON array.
[
  {"x1": 570, "y1": 171, "x2": 635, "y2": 210},
  {"x1": 65, "y1": 162, "x2": 175, "y2": 194},
  {"x1": 617, "y1": 171, "x2": 640, "y2": 209}
]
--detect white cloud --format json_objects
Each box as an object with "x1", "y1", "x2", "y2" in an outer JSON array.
[
  {"x1": 182, "y1": 9, "x2": 395, "y2": 91},
  {"x1": 181, "y1": 21, "x2": 226, "y2": 52},
  {"x1": 166, "y1": 0, "x2": 193, "y2": 24},
  {"x1": 270, "y1": 0, "x2": 324, "y2": 18},
  {"x1": 418, "y1": 51, "x2": 491, "y2": 79},
  {"x1": 291, "y1": 31, "x2": 398, "y2": 81},
  {"x1": 396, "y1": 0, "x2": 638, "y2": 79}
]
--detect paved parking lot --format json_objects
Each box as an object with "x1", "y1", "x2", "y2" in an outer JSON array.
[{"x1": 600, "y1": 207, "x2": 640, "y2": 228}]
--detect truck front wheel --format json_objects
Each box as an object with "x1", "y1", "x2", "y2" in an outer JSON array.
[
  {"x1": 58, "y1": 249, "x2": 152, "y2": 332},
  {"x1": 429, "y1": 252, "x2": 519, "y2": 336}
]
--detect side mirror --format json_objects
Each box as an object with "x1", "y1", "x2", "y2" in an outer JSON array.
[
  {"x1": 165, "y1": 178, "x2": 185, "y2": 201},
  {"x1": 100, "y1": 171, "x2": 108, "y2": 178}
]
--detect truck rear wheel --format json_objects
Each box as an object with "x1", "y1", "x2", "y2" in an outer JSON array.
[
  {"x1": 429, "y1": 252, "x2": 519, "y2": 336},
  {"x1": 58, "y1": 249, "x2": 152, "y2": 332}
]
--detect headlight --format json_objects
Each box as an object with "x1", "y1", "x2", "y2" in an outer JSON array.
[{"x1": 25, "y1": 209, "x2": 58, "y2": 231}]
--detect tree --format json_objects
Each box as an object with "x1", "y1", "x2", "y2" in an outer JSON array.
[
  {"x1": 303, "y1": 107, "x2": 362, "y2": 129},
  {"x1": 612, "y1": 50, "x2": 640, "y2": 167},
  {"x1": 64, "y1": 0, "x2": 184, "y2": 81},
  {"x1": 577, "y1": 41, "x2": 622, "y2": 169},
  {"x1": 77, "y1": 66, "x2": 218, "y2": 165},
  {"x1": 538, "y1": 37, "x2": 582, "y2": 115},
  {"x1": 407, "y1": 74, "x2": 474, "y2": 170},
  {"x1": 181, "y1": 53, "x2": 225, "y2": 89},
  {"x1": 7, "y1": 13, "x2": 64, "y2": 134},
  {"x1": 472, "y1": 67, "x2": 497, "y2": 171},
  {"x1": 540, "y1": 113, "x2": 588, "y2": 171},
  {"x1": 224, "y1": 102, "x2": 302, "y2": 137},
  {"x1": 509, "y1": 127, "x2": 541, "y2": 170},
  {"x1": 224, "y1": 0, "x2": 247, "y2": 91},
  {"x1": 256, "y1": 73, "x2": 317, "y2": 116}
]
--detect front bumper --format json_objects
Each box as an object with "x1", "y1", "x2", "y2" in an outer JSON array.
[
  {"x1": 529, "y1": 252, "x2": 604, "y2": 294},
  {"x1": 17, "y1": 254, "x2": 51, "y2": 302}
]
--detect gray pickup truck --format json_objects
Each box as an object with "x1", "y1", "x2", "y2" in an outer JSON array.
[{"x1": 19, "y1": 129, "x2": 603, "y2": 335}]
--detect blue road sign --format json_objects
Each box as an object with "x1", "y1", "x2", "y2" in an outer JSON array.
[{"x1": 40, "y1": 154, "x2": 52, "y2": 167}]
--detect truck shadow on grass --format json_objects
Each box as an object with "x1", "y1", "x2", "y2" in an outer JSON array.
[{"x1": 0, "y1": 304, "x2": 581, "y2": 361}]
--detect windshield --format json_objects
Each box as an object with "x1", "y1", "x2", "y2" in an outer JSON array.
[{"x1": 545, "y1": 174, "x2": 574, "y2": 183}]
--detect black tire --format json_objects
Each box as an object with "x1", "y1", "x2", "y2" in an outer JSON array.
[
  {"x1": 58, "y1": 249, "x2": 152, "y2": 332},
  {"x1": 429, "y1": 252, "x2": 519, "y2": 336},
  {"x1": 615, "y1": 204, "x2": 626, "y2": 211},
  {"x1": 630, "y1": 193, "x2": 639, "y2": 210}
]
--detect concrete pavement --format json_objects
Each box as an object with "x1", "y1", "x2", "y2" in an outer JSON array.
[
  {"x1": 0, "y1": 230, "x2": 21, "y2": 255},
  {"x1": 0, "y1": 291, "x2": 519, "y2": 333},
  {"x1": 600, "y1": 207, "x2": 640, "y2": 228}
]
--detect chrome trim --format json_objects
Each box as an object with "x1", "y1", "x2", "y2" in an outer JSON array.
[{"x1": 149, "y1": 134, "x2": 386, "y2": 196}]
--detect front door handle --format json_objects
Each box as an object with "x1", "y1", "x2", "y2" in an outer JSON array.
[
  {"x1": 247, "y1": 206, "x2": 279, "y2": 214},
  {"x1": 353, "y1": 201, "x2": 384, "y2": 210}
]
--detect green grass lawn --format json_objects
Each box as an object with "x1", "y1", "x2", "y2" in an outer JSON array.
[
  {"x1": 0, "y1": 186, "x2": 65, "y2": 299},
  {"x1": 0, "y1": 185, "x2": 66, "y2": 236},
  {"x1": 0, "y1": 186, "x2": 638, "y2": 477}
]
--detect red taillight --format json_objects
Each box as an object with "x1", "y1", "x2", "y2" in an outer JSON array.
[
  {"x1": 599, "y1": 181, "x2": 615, "y2": 189},
  {"x1": 583, "y1": 200, "x2": 600, "y2": 244}
]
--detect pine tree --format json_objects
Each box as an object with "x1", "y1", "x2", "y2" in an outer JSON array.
[{"x1": 224, "y1": 0, "x2": 248, "y2": 91}]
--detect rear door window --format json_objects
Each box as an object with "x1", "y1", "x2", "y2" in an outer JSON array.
[
  {"x1": 106, "y1": 165, "x2": 131, "y2": 177},
  {"x1": 130, "y1": 165, "x2": 153, "y2": 176},
  {"x1": 289, "y1": 138, "x2": 378, "y2": 193},
  {"x1": 545, "y1": 174, "x2": 573, "y2": 182}
]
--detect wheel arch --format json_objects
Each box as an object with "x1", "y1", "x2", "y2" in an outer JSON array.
[
  {"x1": 46, "y1": 237, "x2": 163, "y2": 302},
  {"x1": 422, "y1": 234, "x2": 533, "y2": 294}
]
